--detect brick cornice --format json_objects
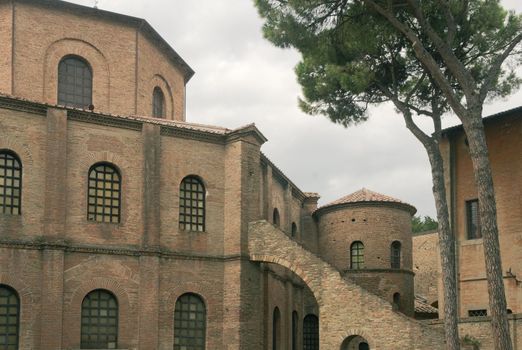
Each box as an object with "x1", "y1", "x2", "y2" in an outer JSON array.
[{"x1": 0, "y1": 238, "x2": 247, "y2": 262}]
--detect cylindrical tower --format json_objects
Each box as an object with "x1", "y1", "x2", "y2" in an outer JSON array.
[{"x1": 315, "y1": 188, "x2": 416, "y2": 316}]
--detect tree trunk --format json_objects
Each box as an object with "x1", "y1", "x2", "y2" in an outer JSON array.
[
  {"x1": 400, "y1": 108, "x2": 460, "y2": 350},
  {"x1": 425, "y1": 144, "x2": 460, "y2": 350},
  {"x1": 461, "y1": 113, "x2": 512, "y2": 350}
]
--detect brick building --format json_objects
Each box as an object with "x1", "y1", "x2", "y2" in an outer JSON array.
[{"x1": 0, "y1": 0, "x2": 451, "y2": 349}]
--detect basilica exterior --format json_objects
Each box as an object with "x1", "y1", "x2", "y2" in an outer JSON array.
[{"x1": 0, "y1": 1, "x2": 519, "y2": 349}]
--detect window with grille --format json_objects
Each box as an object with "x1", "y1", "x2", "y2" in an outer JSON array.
[
  {"x1": 350, "y1": 241, "x2": 364, "y2": 269},
  {"x1": 81, "y1": 289, "x2": 118, "y2": 349},
  {"x1": 58, "y1": 56, "x2": 92, "y2": 108},
  {"x1": 152, "y1": 87, "x2": 165, "y2": 118},
  {"x1": 466, "y1": 200, "x2": 481, "y2": 239},
  {"x1": 272, "y1": 307, "x2": 281, "y2": 350},
  {"x1": 179, "y1": 176, "x2": 205, "y2": 231},
  {"x1": 468, "y1": 309, "x2": 487, "y2": 317},
  {"x1": 174, "y1": 293, "x2": 206, "y2": 350},
  {"x1": 273, "y1": 208, "x2": 280, "y2": 227},
  {"x1": 87, "y1": 163, "x2": 121, "y2": 223},
  {"x1": 391, "y1": 241, "x2": 401, "y2": 269},
  {"x1": 0, "y1": 151, "x2": 22, "y2": 215},
  {"x1": 303, "y1": 314, "x2": 319, "y2": 350},
  {"x1": 0, "y1": 285, "x2": 19, "y2": 350}
]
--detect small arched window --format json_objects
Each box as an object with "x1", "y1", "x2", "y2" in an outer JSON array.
[
  {"x1": 393, "y1": 292, "x2": 401, "y2": 311},
  {"x1": 272, "y1": 307, "x2": 281, "y2": 350},
  {"x1": 0, "y1": 150, "x2": 22, "y2": 215},
  {"x1": 350, "y1": 241, "x2": 364, "y2": 269},
  {"x1": 81, "y1": 289, "x2": 118, "y2": 349},
  {"x1": 58, "y1": 56, "x2": 93, "y2": 108},
  {"x1": 291, "y1": 222, "x2": 297, "y2": 238},
  {"x1": 179, "y1": 176, "x2": 205, "y2": 231},
  {"x1": 152, "y1": 87, "x2": 165, "y2": 118},
  {"x1": 0, "y1": 285, "x2": 20, "y2": 350},
  {"x1": 292, "y1": 311, "x2": 298, "y2": 350},
  {"x1": 303, "y1": 314, "x2": 319, "y2": 350},
  {"x1": 273, "y1": 208, "x2": 280, "y2": 227},
  {"x1": 391, "y1": 241, "x2": 401, "y2": 269},
  {"x1": 174, "y1": 293, "x2": 206, "y2": 350},
  {"x1": 87, "y1": 163, "x2": 121, "y2": 223}
]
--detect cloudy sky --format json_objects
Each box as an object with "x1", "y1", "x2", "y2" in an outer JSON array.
[{"x1": 71, "y1": 0, "x2": 521, "y2": 217}]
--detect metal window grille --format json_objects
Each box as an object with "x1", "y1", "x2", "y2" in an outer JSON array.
[
  {"x1": 58, "y1": 56, "x2": 93, "y2": 108},
  {"x1": 303, "y1": 314, "x2": 319, "y2": 350},
  {"x1": 466, "y1": 200, "x2": 481, "y2": 239},
  {"x1": 350, "y1": 241, "x2": 364, "y2": 269},
  {"x1": 87, "y1": 164, "x2": 121, "y2": 224},
  {"x1": 179, "y1": 177, "x2": 205, "y2": 231},
  {"x1": 391, "y1": 241, "x2": 401, "y2": 269},
  {"x1": 81, "y1": 290, "x2": 118, "y2": 349},
  {"x1": 0, "y1": 151, "x2": 22, "y2": 215},
  {"x1": 153, "y1": 87, "x2": 165, "y2": 118},
  {"x1": 174, "y1": 293, "x2": 206, "y2": 350},
  {"x1": 468, "y1": 309, "x2": 487, "y2": 317},
  {"x1": 0, "y1": 285, "x2": 19, "y2": 350}
]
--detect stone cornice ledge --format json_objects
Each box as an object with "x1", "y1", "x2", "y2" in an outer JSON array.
[
  {"x1": 226, "y1": 123, "x2": 268, "y2": 145},
  {"x1": 0, "y1": 238, "x2": 247, "y2": 262}
]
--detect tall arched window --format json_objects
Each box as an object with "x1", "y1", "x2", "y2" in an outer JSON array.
[
  {"x1": 303, "y1": 314, "x2": 319, "y2": 350},
  {"x1": 87, "y1": 163, "x2": 121, "y2": 223},
  {"x1": 291, "y1": 222, "x2": 297, "y2": 238},
  {"x1": 179, "y1": 176, "x2": 205, "y2": 231},
  {"x1": 0, "y1": 285, "x2": 20, "y2": 350},
  {"x1": 152, "y1": 87, "x2": 165, "y2": 118},
  {"x1": 391, "y1": 241, "x2": 401, "y2": 269},
  {"x1": 273, "y1": 208, "x2": 280, "y2": 227},
  {"x1": 174, "y1": 293, "x2": 206, "y2": 350},
  {"x1": 0, "y1": 150, "x2": 22, "y2": 215},
  {"x1": 81, "y1": 289, "x2": 118, "y2": 349},
  {"x1": 272, "y1": 307, "x2": 281, "y2": 350},
  {"x1": 350, "y1": 241, "x2": 364, "y2": 269},
  {"x1": 58, "y1": 56, "x2": 93, "y2": 108},
  {"x1": 292, "y1": 311, "x2": 298, "y2": 350}
]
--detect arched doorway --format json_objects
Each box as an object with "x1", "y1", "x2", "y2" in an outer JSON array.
[{"x1": 341, "y1": 335, "x2": 370, "y2": 350}]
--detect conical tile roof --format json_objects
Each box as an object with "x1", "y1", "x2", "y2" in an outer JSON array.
[{"x1": 316, "y1": 188, "x2": 416, "y2": 214}]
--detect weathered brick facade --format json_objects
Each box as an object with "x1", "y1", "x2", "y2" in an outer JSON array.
[{"x1": 0, "y1": 1, "x2": 450, "y2": 349}]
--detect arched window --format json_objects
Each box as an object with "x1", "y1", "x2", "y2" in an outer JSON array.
[
  {"x1": 179, "y1": 176, "x2": 205, "y2": 231},
  {"x1": 0, "y1": 285, "x2": 20, "y2": 350},
  {"x1": 174, "y1": 293, "x2": 206, "y2": 350},
  {"x1": 58, "y1": 56, "x2": 93, "y2": 108},
  {"x1": 152, "y1": 87, "x2": 165, "y2": 118},
  {"x1": 393, "y1": 292, "x2": 401, "y2": 311},
  {"x1": 81, "y1": 289, "x2": 118, "y2": 349},
  {"x1": 292, "y1": 311, "x2": 298, "y2": 350},
  {"x1": 291, "y1": 222, "x2": 297, "y2": 238},
  {"x1": 87, "y1": 163, "x2": 121, "y2": 223},
  {"x1": 391, "y1": 241, "x2": 401, "y2": 269},
  {"x1": 272, "y1": 307, "x2": 281, "y2": 350},
  {"x1": 0, "y1": 150, "x2": 22, "y2": 215},
  {"x1": 273, "y1": 208, "x2": 280, "y2": 227},
  {"x1": 303, "y1": 314, "x2": 319, "y2": 350},
  {"x1": 350, "y1": 241, "x2": 364, "y2": 269}
]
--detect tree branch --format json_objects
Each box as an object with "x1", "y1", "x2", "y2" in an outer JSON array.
[{"x1": 479, "y1": 33, "x2": 522, "y2": 103}]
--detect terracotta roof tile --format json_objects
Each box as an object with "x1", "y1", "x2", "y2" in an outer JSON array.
[
  {"x1": 324, "y1": 188, "x2": 407, "y2": 206},
  {"x1": 415, "y1": 296, "x2": 439, "y2": 314}
]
